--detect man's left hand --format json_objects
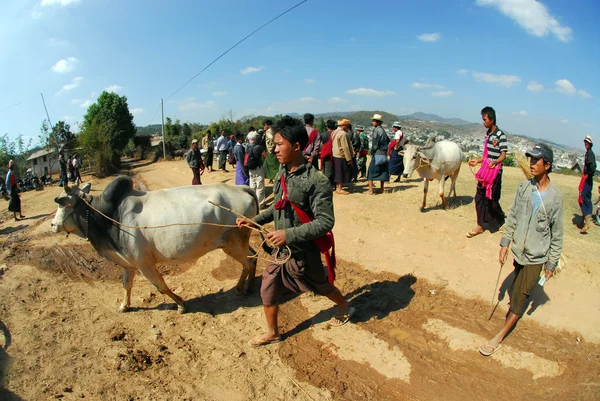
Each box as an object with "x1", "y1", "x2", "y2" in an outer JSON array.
[
  {"x1": 266, "y1": 230, "x2": 287, "y2": 247},
  {"x1": 545, "y1": 270, "x2": 553, "y2": 280},
  {"x1": 488, "y1": 162, "x2": 497, "y2": 169}
]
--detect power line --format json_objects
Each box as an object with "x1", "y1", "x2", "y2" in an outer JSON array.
[
  {"x1": 166, "y1": 0, "x2": 309, "y2": 100},
  {"x1": 0, "y1": 94, "x2": 38, "y2": 114}
]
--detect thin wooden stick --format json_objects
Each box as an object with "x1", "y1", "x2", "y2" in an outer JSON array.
[
  {"x1": 291, "y1": 378, "x2": 317, "y2": 401},
  {"x1": 488, "y1": 261, "x2": 505, "y2": 320}
]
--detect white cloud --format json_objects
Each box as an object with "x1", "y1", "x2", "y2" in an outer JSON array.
[
  {"x1": 578, "y1": 89, "x2": 592, "y2": 99},
  {"x1": 304, "y1": 78, "x2": 315, "y2": 84},
  {"x1": 48, "y1": 38, "x2": 69, "y2": 47},
  {"x1": 560, "y1": 119, "x2": 568, "y2": 124},
  {"x1": 432, "y1": 90, "x2": 454, "y2": 97},
  {"x1": 212, "y1": 91, "x2": 227, "y2": 96},
  {"x1": 79, "y1": 100, "x2": 92, "y2": 109},
  {"x1": 554, "y1": 79, "x2": 591, "y2": 98},
  {"x1": 130, "y1": 108, "x2": 144, "y2": 117},
  {"x1": 346, "y1": 88, "x2": 397, "y2": 97},
  {"x1": 417, "y1": 33, "x2": 442, "y2": 42},
  {"x1": 298, "y1": 97, "x2": 317, "y2": 103},
  {"x1": 554, "y1": 79, "x2": 576, "y2": 95},
  {"x1": 51, "y1": 57, "x2": 78, "y2": 73},
  {"x1": 411, "y1": 82, "x2": 444, "y2": 89},
  {"x1": 328, "y1": 97, "x2": 348, "y2": 104},
  {"x1": 457, "y1": 69, "x2": 469, "y2": 75},
  {"x1": 512, "y1": 110, "x2": 528, "y2": 116},
  {"x1": 41, "y1": 0, "x2": 81, "y2": 6},
  {"x1": 472, "y1": 71, "x2": 521, "y2": 87},
  {"x1": 56, "y1": 76, "x2": 83, "y2": 95},
  {"x1": 476, "y1": 0, "x2": 572, "y2": 42},
  {"x1": 105, "y1": 85, "x2": 122, "y2": 93},
  {"x1": 31, "y1": 5, "x2": 43, "y2": 18},
  {"x1": 240, "y1": 66, "x2": 264, "y2": 75},
  {"x1": 527, "y1": 81, "x2": 544, "y2": 92},
  {"x1": 177, "y1": 99, "x2": 217, "y2": 111}
]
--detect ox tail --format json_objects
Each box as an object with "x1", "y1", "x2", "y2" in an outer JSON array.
[{"x1": 239, "y1": 185, "x2": 260, "y2": 217}]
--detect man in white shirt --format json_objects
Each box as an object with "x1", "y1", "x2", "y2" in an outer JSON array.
[{"x1": 216, "y1": 130, "x2": 230, "y2": 172}]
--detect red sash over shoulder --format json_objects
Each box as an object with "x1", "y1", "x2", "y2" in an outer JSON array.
[{"x1": 274, "y1": 174, "x2": 336, "y2": 284}]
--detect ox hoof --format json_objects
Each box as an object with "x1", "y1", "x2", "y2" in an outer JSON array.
[
  {"x1": 177, "y1": 304, "x2": 187, "y2": 314},
  {"x1": 235, "y1": 286, "x2": 245, "y2": 296},
  {"x1": 117, "y1": 305, "x2": 130, "y2": 313}
]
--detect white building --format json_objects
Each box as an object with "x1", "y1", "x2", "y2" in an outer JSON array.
[{"x1": 27, "y1": 149, "x2": 59, "y2": 176}]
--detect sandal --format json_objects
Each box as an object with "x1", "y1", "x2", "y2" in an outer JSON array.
[
  {"x1": 335, "y1": 189, "x2": 350, "y2": 195},
  {"x1": 248, "y1": 336, "x2": 281, "y2": 347},
  {"x1": 466, "y1": 230, "x2": 483, "y2": 238},
  {"x1": 329, "y1": 307, "x2": 355, "y2": 327},
  {"x1": 479, "y1": 343, "x2": 501, "y2": 356}
]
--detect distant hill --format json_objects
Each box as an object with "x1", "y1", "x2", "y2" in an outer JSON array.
[
  {"x1": 399, "y1": 112, "x2": 473, "y2": 126},
  {"x1": 136, "y1": 124, "x2": 161, "y2": 137}
]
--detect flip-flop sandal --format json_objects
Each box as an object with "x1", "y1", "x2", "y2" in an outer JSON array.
[
  {"x1": 466, "y1": 230, "x2": 483, "y2": 238},
  {"x1": 479, "y1": 343, "x2": 501, "y2": 356},
  {"x1": 336, "y1": 190, "x2": 350, "y2": 195},
  {"x1": 248, "y1": 336, "x2": 281, "y2": 347},
  {"x1": 330, "y1": 307, "x2": 356, "y2": 327}
]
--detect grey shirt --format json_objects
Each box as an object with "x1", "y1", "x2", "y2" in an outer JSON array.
[{"x1": 500, "y1": 178, "x2": 564, "y2": 271}]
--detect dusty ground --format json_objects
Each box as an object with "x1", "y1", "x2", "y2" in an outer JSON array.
[{"x1": 0, "y1": 158, "x2": 599, "y2": 401}]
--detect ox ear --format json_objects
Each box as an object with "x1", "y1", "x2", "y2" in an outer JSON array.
[
  {"x1": 81, "y1": 183, "x2": 92, "y2": 194},
  {"x1": 418, "y1": 152, "x2": 430, "y2": 165},
  {"x1": 64, "y1": 184, "x2": 71, "y2": 195},
  {"x1": 398, "y1": 150, "x2": 405, "y2": 156},
  {"x1": 54, "y1": 196, "x2": 73, "y2": 207}
]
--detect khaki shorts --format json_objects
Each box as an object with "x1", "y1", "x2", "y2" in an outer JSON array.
[
  {"x1": 260, "y1": 250, "x2": 335, "y2": 306},
  {"x1": 509, "y1": 261, "x2": 543, "y2": 317}
]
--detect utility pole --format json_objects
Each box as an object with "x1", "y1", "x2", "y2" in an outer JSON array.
[
  {"x1": 161, "y1": 99, "x2": 166, "y2": 160},
  {"x1": 40, "y1": 93, "x2": 52, "y2": 127}
]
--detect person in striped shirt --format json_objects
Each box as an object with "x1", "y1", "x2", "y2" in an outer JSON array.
[{"x1": 467, "y1": 106, "x2": 507, "y2": 237}]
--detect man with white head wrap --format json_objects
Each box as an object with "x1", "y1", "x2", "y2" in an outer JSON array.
[{"x1": 247, "y1": 130, "x2": 267, "y2": 208}]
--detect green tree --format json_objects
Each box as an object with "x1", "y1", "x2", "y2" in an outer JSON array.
[
  {"x1": 81, "y1": 91, "x2": 136, "y2": 168},
  {"x1": 77, "y1": 120, "x2": 113, "y2": 176},
  {"x1": 504, "y1": 153, "x2": 516, "y2": 167},
  {"x1": 39, "y1": 119, "x2": 76, "y2": 172}
]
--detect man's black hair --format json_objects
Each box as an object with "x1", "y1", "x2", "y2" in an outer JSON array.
[
  {"x1": 206, "y1": 130, "x2": 212, "y2": 135},
  {"x1": 248, "y1": 126, "x2": 255, "y2": 132},
  {"x1": 481, "y1": 106, "x2": 496, "y2": 124},
  {"x1": 236, "y1": 133, "x2": 244, "y2": 141},
  {"x1": 303, "y1": 113, "x2": 315, "y2": 125},
  {"x1": 326, "y1": 119, "x2": 337, "y2": 130},
  {"x1": 273, "y1": 115, "x2": 308, "y2": 150},
  {"x1": 538, "y1": 143, "x2": 554, "y2": 173},
  {"x1": 263, "y1": 119, "x2": 273, "y2": 126}
]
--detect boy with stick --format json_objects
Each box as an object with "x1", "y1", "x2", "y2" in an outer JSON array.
[
  {"x1": 480, "y1": 143, "x2": 563, "y2": 356},
  {"x1": 236, "y1": 115, "x2": 353, "y2": 347}
]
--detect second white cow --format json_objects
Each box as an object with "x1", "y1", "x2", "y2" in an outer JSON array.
[{"x1": 401, "y1": 137, "x2": 463, "y2": 210}]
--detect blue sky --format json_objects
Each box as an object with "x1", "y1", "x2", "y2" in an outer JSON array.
[{"x1": 0, "y1": 0, "x2": 598, "y2": 149}]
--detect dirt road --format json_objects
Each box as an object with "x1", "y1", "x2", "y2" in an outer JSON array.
[{"x1": 0, "y1": 159, "x2": 598, "y2": 400}]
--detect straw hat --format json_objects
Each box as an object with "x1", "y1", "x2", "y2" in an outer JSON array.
[
  {"x1": 584, "y1": 135, "x2": 593, "y2": 144},
  {"x1": 191, "y1": 139, "x2": 199, "y2": 144},
  {"x1": 371, "y1": 113, "x2": 383, "y2": 122},
  {"x1": 337, "y1": 118, "x2": 351, "y2": 127}
]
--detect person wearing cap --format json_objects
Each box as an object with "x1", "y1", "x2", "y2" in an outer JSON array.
[
  {"x1": 365, "y1": 113, "x2": 390, "y2": 194},
  {"x1": 185, "y1": 138, "x2": 205, "y2": 185},
  {"x1": 356, "y1": 125, "x2": 369, "y2": 179},
  {"x1": 262, "y1": 119, "x2": 279, "y2": 184},
  {"x1": 202, "y1": 130, "x2": 214, "y2": 172},
  {"x1": 247, "y1": 131, "x2": 267, "y2": 208},
  {"x1": 58, "y1": 146, "x2": 68, "y2": 187},
  {"x1": 388, "y1": 122, "x2": 406, "y2": 182},
  {"x1": 303, "y1": 113, "x2": 322, "y2": 170},
  {"x1": 331, "y1": 119, "x2": 354, "y2": 195},
  {"x1": 467, "y1": 106, "x2": 507, "y2": 238},
  {"x1": 579, "y1": 135, "x2": 596, "y2": 233},
  {"x1": 479, "y1": 143, "x2": 563, "y2": 357}
]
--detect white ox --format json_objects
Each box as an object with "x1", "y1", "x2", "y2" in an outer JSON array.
[
  {"x1": 401, "y1": 138, "x2": 463, "y2": 210},
  {"x1": 51, "y1": 176, "x2": 258, "y2": 314}
]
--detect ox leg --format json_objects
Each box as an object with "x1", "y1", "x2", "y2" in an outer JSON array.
[
  {"x1": 448, "y1": 172, "x2": 458, "y2": 198},
  {"x1": 223, "y1": 245, "x2": 257, "y2": 296},
  {"x1": 421, "y1": 180, "x2": 429, "y2": 210},
  {"x1": 118, "y1": 268, "x2": 136, "y2": 313},
  {"x1": 439, "y1": 178, "x2": 447, "y2": 209},
  {"x1": 139, "y1": 265, "x2": 186, "y2": 314}
]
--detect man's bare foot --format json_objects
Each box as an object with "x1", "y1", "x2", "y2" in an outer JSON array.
[{"x1": 248, "y1": 333, "x2": 281, "y2": 347}]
